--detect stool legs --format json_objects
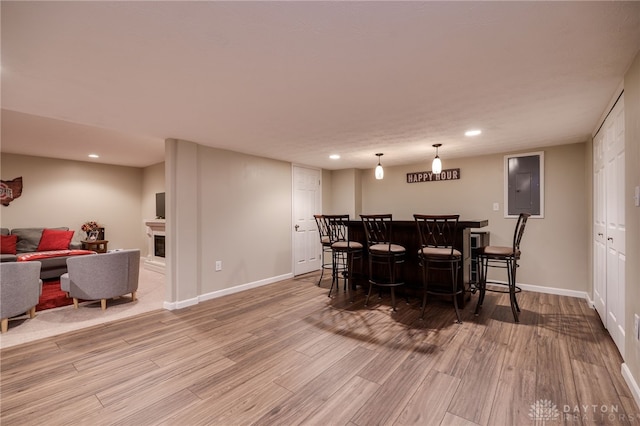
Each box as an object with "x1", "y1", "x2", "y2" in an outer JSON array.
[
  {"x1": 474, "y1": 255, "x2": 488, "y2": 315},
  {"x1": 451, "y1": 262, "x2": 461, "y2": 324},
  {"x1": 317, "y1": 246, "x2": 332, "y2": 286},
  {"x1": 328, "y1": 250, "x2": 359, "y2": 301},
  {"x1": 365, "y1": 254, "x2": 403, "y2": 311},
  {"x1": 507, "y1": 257, "x2": 521, "y2": 322},
  {"x1": 474, "y1": 255, "x2": 521, "y2": 323},
  {"x1": 420, "y1": 258, "x2": 461, "y2": 323},
  {"x1": 328, "y1": 250, "x2": 344, "y2": 297},
  {"x1": 419, "y1": 260, "x2": 429, "y2": 318},
  {"x1": 420, "y1": 258, "x2": 462, "y2": 324}
]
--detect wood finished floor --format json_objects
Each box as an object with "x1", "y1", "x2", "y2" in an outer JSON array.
[{"x1": 1, "y1": 272, "x2": 638, "y2": 426}]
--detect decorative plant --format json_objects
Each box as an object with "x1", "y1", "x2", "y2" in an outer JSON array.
[{"x1": 81, "y1": 221, "x2": 100, "y2": 233}]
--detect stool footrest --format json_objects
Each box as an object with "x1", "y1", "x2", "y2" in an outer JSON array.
[{"x1": 481, "y1": 281, "x2": 522, "y2": 294}]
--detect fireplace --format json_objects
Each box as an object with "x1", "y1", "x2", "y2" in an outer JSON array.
[
  {"x1": 154, "y1": 235, "x2": 165, "y2": 258},
  {"x1": 144, "y1": 219, "x2": 165, "y2": 273}
]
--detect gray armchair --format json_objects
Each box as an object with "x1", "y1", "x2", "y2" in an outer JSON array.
[
  {"x1": 0, "y1": 261, "x2": 42, "y2": 333},
  {"x1": 60, "y1": 249, "x2": 140, "y2": 310}
]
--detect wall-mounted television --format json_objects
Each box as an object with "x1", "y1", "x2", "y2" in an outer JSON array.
[{"x1": 155, "y1": 192, "x2": 165, "y2": 219}]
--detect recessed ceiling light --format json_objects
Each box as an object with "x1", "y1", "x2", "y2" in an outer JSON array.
[
  {"x1": 88, "y1": 154, "x2": 100, "y2": 158},
  {"x1": 465, "y1": 129, "x2": 482, "y2": 137},
  {"x1": 329, "y1": 154, "x2": 340, "y2": 160}
]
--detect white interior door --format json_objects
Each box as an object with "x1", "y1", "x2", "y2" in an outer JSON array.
[
  {"x1": 593, "y1": 94, "x2": 625, "y2": 356},
  {"x1": 605, "y1": 96, "x2": 626, "y2": 355},
  {"x1": 292, "y1": 165, "x2": 321, "y2": 276}
]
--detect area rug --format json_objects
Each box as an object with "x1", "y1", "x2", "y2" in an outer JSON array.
[{"x1": 36, "y1": 280, "x2": 73, "y2": 311}]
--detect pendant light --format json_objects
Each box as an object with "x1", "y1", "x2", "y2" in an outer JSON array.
[
  {"x1": 432, "y1": 144, "x2": 442, "y2": 174},
  {"x1": 375, "y1": 153, "x2": 384, "y2": 180}
]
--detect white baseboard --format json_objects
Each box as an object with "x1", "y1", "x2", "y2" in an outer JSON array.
[
  {"x1": 622, "y1": 363, "x2": 640, "y2": 411},
  {"x1": 163, "y1": 296, "x2": 198, "y2": 310},
  {"x1": 198, "y1": 272, "x2": 294, "y2": 303},
  {"x1": 489, "y1": 279, "x2": 590, "y2": 301},
  {"x1": 164, "y1": 276, "x2": 591, "y2": 310},
  {"x1": 584, "y1": 293, "x2": 596, "y2": 309},
  {"x1": 163, "y1": 272, "x2": 294, "y2": 310}
]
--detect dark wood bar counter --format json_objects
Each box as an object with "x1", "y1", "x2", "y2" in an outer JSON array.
[{"x1": 347, "y1": 219, "x2": 488, "y2": 307}]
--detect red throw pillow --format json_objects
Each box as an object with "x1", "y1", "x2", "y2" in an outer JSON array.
[
  {"x1": 37, "y1": 229, "x2": 75, "y2": 251},
  {"x1": 1, "y1": 234, "x2": 17, "y2": 254}
]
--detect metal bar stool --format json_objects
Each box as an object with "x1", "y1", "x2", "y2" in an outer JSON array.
[
  {"x1": 474, "y1": 212, "x2": 531, "y2": 322},
  {"x1": 313, "y1": 215, "x2": 334, "y2": 286},
  {"x1": 360, "y1": 214, "x2": 406, "y2": 311},
  {"x1": 414, "y1": 214, "x2": 463, "y2": 323},
  {"x1": 326, "y1": 215, "x2": 363, "y2": 298}
]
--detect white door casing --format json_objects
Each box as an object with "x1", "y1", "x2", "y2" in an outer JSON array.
[
  {"x1": 292, "y1": 165, "x2": 322, "y2": 276},
  {"x1": 594, "y1": 129, "x2": 607, "y2": 320}
]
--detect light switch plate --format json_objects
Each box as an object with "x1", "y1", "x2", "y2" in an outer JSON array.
[{"x1": 493, "y1": 202, "x2": 500, "y2": 211}]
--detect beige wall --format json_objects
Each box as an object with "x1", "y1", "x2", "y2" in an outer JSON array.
[
  {"x1": 328, "y1": 168, "x2": 363, "y2": 217},
  {"x1": 357, "y1": 143, "x2": 589, "y2": 292},
  {"x1": 142, "y1": 162, "x2": 165, "y2": 222},
  {"x1": 321, "y1": 169, "x2": 333, "y2": 214},
  {"x1": 166, "y1": 139, "x2": 292, "y2": 304},
  {"x1": 0, "y1": 154, "x2": 145, "y2": 251},
  {"x1": 624, "y1": 51, "x2": 640, "y2": 399}
]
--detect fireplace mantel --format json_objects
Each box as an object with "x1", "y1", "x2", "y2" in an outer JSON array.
[
  {"x1": 145, "y1": 219, "x2": 165, "y2": 232},
  {"x1": 144, "y1": 219, "x2": 165, "y2": 274}
]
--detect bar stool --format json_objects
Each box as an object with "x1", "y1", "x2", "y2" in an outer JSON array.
[
  {"x1": 474, "y1": 212, "x2": 530, "y2": 323},
  {"x1": 313, "y1": 215, "x2": 333, "y2": 286},
  {"x1": 414, "y1": 214, "x2": 463, "y2": 323},
  {"x1": 326, "y1": 215, "x2": 363, "y2": 298},
  {"x1": 360, "y1": 214, "x2": 406, "y2": 311}
]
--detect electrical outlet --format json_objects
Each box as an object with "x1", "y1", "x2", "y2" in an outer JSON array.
[
  {"x1": 215, "y1": 261, "x2": 222, "y2": 271},
  {"x1": 493, "y1": 202, "x2": 500, "y2": 211}
]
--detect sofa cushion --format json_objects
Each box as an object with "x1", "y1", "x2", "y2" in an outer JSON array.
[
  {"x1": 1, "y1": 235, "x2": 18, "y2": 254},
  {"x1": 37, "y1": 229, "x2": 75, "y2": 251},
  {"x1": 0, "y1": 228, "x2": 9, "y2": 236},
  {"x1": 11, "y1": 227, "x2": 68, "y2": 253}
]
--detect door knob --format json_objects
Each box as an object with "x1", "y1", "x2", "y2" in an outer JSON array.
[{"x1": 295, "y1": 225, "x2": 300, "y2": 231}]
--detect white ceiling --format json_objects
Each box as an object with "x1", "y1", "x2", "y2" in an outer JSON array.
[{"x1": 2, "y1": 1, "x2": 640, "y2": 170}]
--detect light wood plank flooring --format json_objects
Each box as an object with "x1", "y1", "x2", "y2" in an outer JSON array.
[{"x1": 1, "y1": 273, "x2": 638, "y2": 425}]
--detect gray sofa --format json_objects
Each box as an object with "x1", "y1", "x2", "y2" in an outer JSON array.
[{"x1": 1, "y1": 227, "x2": 89, "y2": 279}]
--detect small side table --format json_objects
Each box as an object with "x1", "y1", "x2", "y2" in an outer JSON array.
[{"x1": 82, "y1": 240, "x2": 109, "y2": 253}]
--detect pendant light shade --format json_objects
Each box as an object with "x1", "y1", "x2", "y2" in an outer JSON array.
[
  {"x1": 375, "y1": 153, "x2": 384, "y2": 180},
  {"x1": 432, "y1": 144, "x2": 442, "y2": 174}
]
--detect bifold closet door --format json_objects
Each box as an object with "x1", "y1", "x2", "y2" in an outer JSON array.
[{"x1": 593, "y1": 93, "x2": 626, "y2": 356}]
